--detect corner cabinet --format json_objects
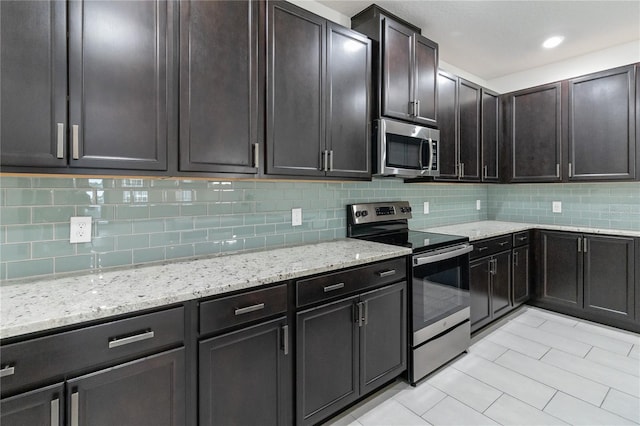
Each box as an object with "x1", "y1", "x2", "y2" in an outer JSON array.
[
  {"x1": 266, "y1": 1, "x2": 371, "y2": 179},
  {"x1": 178, "y1": 0, "x2": 262, "y2": 174},
  {"x1": 1, "y1": 0, "x2": 171, "y2": 171}
]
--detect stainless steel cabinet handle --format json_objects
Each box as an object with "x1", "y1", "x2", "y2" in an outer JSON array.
[
  {"x1": 460, "y1": 163, "x2": 465, "y2": 179},
  {"x1": 376, "y1": 269, "x2": 396, "y2": 278},
  {"x1": 234, "y1": 303, "x2": 265, "y2": 316},
  {"x1": 409, "y1": 100, "x2": 416, "y2": 116},
  {"x1": 51, "y1": 397, "x2": 60, "y2": 426},
  {"x1": 478, "y1": 246, "x2": 488, "y2": 252},
  {"x1": 514, "y1": 252, "x2": 519, "y2": 267},
  {"x1": 577, "y1": 237, "x2": 582, "y2": 252},
  {"x1": 499, "y1": 241, "x2": 510, "y2": 246},
  {"x1": 56, "y1": 123, "x2": 64, "y2": 159},
  {"x1": 72, "y1": 125, "x2": 79, "y2": 160},
  {"x1": 518, "y1": 236, "x2": 528, "y2": 241},
  {"x1": 109, "y1": 330, "x2": 155, "y2": 348},
  {"x1": 323, "y1": 282, "x2": 345, "y2": 293},
  {"x1": 329, "y1": 150, "x2": 334, "y2": 172},
  {"x1": 583, "y1": 237, "x2": 588, "y2": 253},
  {"x1": 483, "y1": 165, "x2": 488, "y2": 179},
  {"x1": 0, "y1": 365, "x2": 15, "y2": 378},
  {"x1": 415, "y1": 99, "x2": 420, "y2": 117},
  {"x1": 71, "y1": 391, "x2": 79, "y2": 426},
  {"x1": 568, "y1": 162, "x2": 573, "y2": 178},
  {"x1": 363, "y1": 301, "x2": 369, "y2": 326},
  {"x1": 253, "y1": 143, "x2": 259, "y2": 168},
  {"x1": 282, "y1": 325, "x2": 289, "y2": 355},
  {"x1": 556, "y1": 163, "x2": 560, "y2": 178},
  {"x1": 356, "y1": 302, "x2": 365, "y2": 327}
]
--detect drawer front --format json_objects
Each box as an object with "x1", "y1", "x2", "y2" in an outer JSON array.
[
  {"x1": 471, "y1": 235, "x2": 512, "y2": 259},
  {"x1": 296, "y1": 257, "x2": 406, "y2": 308},
  {"x1": 513, "y1": 231, "x2": 530, "y2": 247},
  {"x1": 199, "y1": 284, "x2": 287, "y2": 336},
  {"x1": 0, "y1": 306, "x2": 184, "y2": 397}
]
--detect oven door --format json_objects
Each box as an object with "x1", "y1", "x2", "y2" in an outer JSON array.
[{"x1": 411, "y1": 244, "x2": 472, "y2": 346}]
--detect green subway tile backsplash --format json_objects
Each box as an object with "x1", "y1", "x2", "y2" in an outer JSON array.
[{"x1": 2, "y1": 176, "x2": 638, "y2": 282}]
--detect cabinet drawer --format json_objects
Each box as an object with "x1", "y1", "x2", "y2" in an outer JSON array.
[
  {"x1": 199, "y1": 284, "x2": 287, "y2": 336},
  {"x1": 0, "y1": 306, "x2": 184, "y2": 397},
  {"x1": 296, "y1": 257, "x2": 406, "y2": 308},
  {"x1": 471, "y1": 235, "x2": 512, "y2": 259},
  {"x1": 513, "y1": 231, "x2": 530, "y2": 247}
]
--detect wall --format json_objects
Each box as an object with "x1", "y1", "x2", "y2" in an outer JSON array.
[{"x1": 0, "y1": 177, "x2": 487, "y2": 281}]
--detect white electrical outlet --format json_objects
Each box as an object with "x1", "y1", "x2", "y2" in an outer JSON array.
[
  {"x1": 552, "y1": 201, "x2": 562, "y2": 213},
  {"x1": 291, "y1": 208, "x2": 302, "y2": 226},
  {"x1": 476, "y1": 200, "x2": 481, "y2": 210},
  {"x1": 423, "y1": 202, "x2": 430, "y2": 214},
  {"x1": 70, "y1": 216, "x2": 92, "y2": 243}
]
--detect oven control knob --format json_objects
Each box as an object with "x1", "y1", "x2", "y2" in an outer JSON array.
[
  {"x1": 355, "y1": 211, "x2": 362, "y2": 217},
  {"x1": 406, "y1": 206, "x2": 412, "y2": 213},
  {"x1": 361, "y1": 210, "x2": 368, "y2": 217}
]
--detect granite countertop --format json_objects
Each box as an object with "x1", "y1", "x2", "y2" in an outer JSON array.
[
  {"x1": 424, "y1": 220, "x2": 640, "y2": 241},
  {"x1": 0, "y1": 239, "x2": 411, "y2": 340}
]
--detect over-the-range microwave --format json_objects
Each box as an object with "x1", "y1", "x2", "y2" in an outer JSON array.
[{"x1": 373, "y1": 118, "x2": 440, "y2": 178}]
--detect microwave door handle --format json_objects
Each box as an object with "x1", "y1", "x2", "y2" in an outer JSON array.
[
  {"x1": 427, "y1": 137, "x2": 433, "y2": 171},
  {"x1": 414, "y1": 244, "x2": 474, "y2": 265},
  {"x1": 418, "y1": 140, "x2": 424, "y2": 169}
]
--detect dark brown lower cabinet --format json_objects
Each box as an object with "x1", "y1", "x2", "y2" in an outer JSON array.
[
  {"x1": 199, "y1": 317, "x2": 290, "y2": 426},
  {"x1": 296, "y1": 282, "x2": 406, "y2": 426},
  {"x1": 470, "y1": 251, "x2": 511, "y2": 332},
  {"x1": 512, "y1": 245, "x2": 531, "y2": 305},
  {"x1": 538, "y1": 231, "x2": 583, "y2": 307},
  {"x1": 67, "y1": 348, "x2": 185, "y2": 426},
  {"x1": 1, "y1": 383, "x2": 64, "y2": 426}
]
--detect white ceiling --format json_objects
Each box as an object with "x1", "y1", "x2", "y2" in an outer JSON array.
[{"x1": 317, "y1": 1, "x2": 640, "y2": 81}]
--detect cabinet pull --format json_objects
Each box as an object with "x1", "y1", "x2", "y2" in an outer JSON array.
[
  {"x1": 568, "y1": 162, "x2": 573, "y2": 178},
  {"x1": 409, "y1": 100, "x2": 415, "y2": 116},
  {"x1": 458, "y1": 163, "x2": 464, "y2": 179},
  {"x1": 556, "y1": 163, "x2": 560, "y2": 178},
  {"x1": 499, "y1": 241, "x2": 510, "y2": 246},
  {"x1": 282, "y1": 325, "x2": 289, "y2": 355},
  {"x1": 56, "y1": 123, "x2": 64, "y2": 158},
  {"x1": 518, "y1": 236, "x2": 528, "y2": 241},
  {"x1": 514, "y1": 252, "x2": 519, "y2": 267},
  {"x1": 72, "y1": 125, "x2": 79, "y2": 160},
  {"x1": 356, "y1": 302, "x2": 365, "y2": 327},
  {"x1": 376, "y1": 269, "x2": 396, "y2": 278},
  {"x1": 71, "y1": 391, "x2": 79, "y2": 426},
  {"x1": 583, "y1": 237, "x2": 588, "y2": 253},
  {"x1": 577, "y1": 237, "x2": 582, "y2": 253},
  {"x1": 323, "y1": 282, "x2": 345, "y2": 293},
  {"x1": 253, "y1": 143, "x2": 259, "y2": 168},
  {"x1": 329, "y1": 150, "x2": 334, "y2": 172},
  {"x1": 234, "y1": 303, "x2": 265, "y2": 316},
  {"x1": 0, "y1": 365, "x2": 15, "y2": 378},
  {"x1": 483, "y1": 165, "x2": 488, "y2": 179},
  {"x1": 51, "y1": 397, "x2": 60, "y2": 426},
  {"x1": 108, "y1": 330, "x2": 155, "y2": 349},
  {"x1": 363, "y1": 301, "x2": 369, "y2": 326},
  {"x1": 490, "y1": 259, "x2": 497, "y2": 275},
  {"x1": 415, "y1": 99, "x2": 420, "y2": 117},
  {"x1": 478, "y1": 246, "x2": 488, "y2": 252}
]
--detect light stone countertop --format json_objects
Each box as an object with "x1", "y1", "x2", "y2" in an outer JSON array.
[
  {"x1": 424, "y1": 220, "x2": 640, "y2": 241},
  {"x1": 0, "y1": 239, "x2": 411, "y2": 340}
]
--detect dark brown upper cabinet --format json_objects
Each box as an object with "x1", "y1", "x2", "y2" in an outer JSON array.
[
  {"x1": 351, "y1": 5, "x2": 438, "y2": 127},
  {"x1": 266, "y1": 1, "x2": 371, "y2": 179},
  {"x1": 481, "y1": 88, "x2": 500, "y2": 182},
  {"x1": 1, "y1": 1, "x2": 67, "y2": 168},
  {"x1": 1, "y1": 0, "x2": 171, "y2": 172},
  {"x1": 179, "y1": 0, "x2": 262, "y2": 175},
  {"x1": 435, "y1": 72, "x2": 481, "y2": 182},
  {"x1": 567, "y1": 65, "x2": 636, "y2": 181},
  {"x1": 503, "y1": 82, "x2": 563, "y2": 182}
]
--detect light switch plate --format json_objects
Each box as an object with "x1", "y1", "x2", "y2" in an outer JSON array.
[
  {"x1": 291, "y1": 208, "x2": 302, "y2": 226},
  {"x1": 476, "y1": 200, "x2": 481, "y2": 210},
  {"x1": 552, "y1": 201, "x2": 562, "y2": 213},
  {"x1": 423, "y1": 202, "x2": 430, "y2": 214},
  {"x1": 70, "y1": 216, "x2": 92, "y2": 243}
]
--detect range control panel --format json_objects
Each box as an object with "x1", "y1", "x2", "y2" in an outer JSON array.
[{"x1": 348, "y1": 201, "x2": 413, "y2": 225}]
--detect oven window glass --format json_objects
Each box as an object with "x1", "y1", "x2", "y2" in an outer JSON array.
[
  {"x1": 412, "y1": 255, "x2": 469, "y2": 333},
  {"x1": 386, "y1": 133, "x2": 427, "y2": 170}
]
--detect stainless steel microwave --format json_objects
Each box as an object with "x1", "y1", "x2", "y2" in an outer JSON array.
[{"x1": 373, "y1": 118, "x2": 440, "y2": 178}]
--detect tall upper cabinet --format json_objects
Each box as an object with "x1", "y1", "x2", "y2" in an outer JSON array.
[
  {"x1": 1, "y1": 0, "x2": 171, "y2": 171},
  {"x1": 351, "y1": 5, "x2": 438, "y2": 127},
  {"x1": 179, "y1": 0, "x2": 262, "y2": 175}
]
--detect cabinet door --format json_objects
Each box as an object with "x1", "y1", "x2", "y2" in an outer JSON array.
[
  {"x1": 492, "y1": 251, "x2": 512, "y2": 318},
  {"x1": 507, "y1": 83, "x2": 562, "y2": 182},
  {"x1": 1, "y1": 383, "x2": 64, "y2": 426},
  {"x1": 513, "y1": 245, "x2": 530, "y2": 305},
  {"x1": 381, "y1": 18, "x2": 413, "y2": 121},
  {"x1": 67, "y1": 348, "x2": 185, "y2": 426},
  {"x1": 267, "y1": 1, "x2": 325, "y2": 177},
  {"x1": 68, "y1": 0, "x2": 169, "y2": 170},
  {"x1": 326, "y1": 23, "x2": 371, "y2": 179},
  {"x1": 413, "y1": 35, "x2": 438, "y2": 126},
  {"x1": 436, "y1": 71, "x2": 459, "y2": 179},
  {"x1": 179, "y1": 0, "x2": 260, "y2": 174},
  {"x1": 0, "y1": 0, "x2": 67, "y2": 167},
  {"x1": 296, "y1": 297, "x2": 358, "y2": 426},
  {"x1": 568, "y1": 65, "x2": 635, "y2": 180},
  {"x1": 470, "y1": 258, "x2": 491, "y2": 332},
  {"x1": 481, "y1": 89, "x2": 500, "y2": 182},
  {"x1": 539, "y1": 231, "x2": 583, "y2": 307},
  {"x1": 458, "y1": 79, "x2": 482, "y2": 181},
  {"x1": 360, "y1": 282, "x2": 406, "y2": 396},
  {"x1": 584, "y1": 235, "x2": 635, "y2": 321},
  {"x1": 199, "y1": 317, "x2": 290, "y2": 426}
]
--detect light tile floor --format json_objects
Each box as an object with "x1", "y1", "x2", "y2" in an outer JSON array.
[{"x1": 324, "y1": 307, "x2": 640, "y2": 426}]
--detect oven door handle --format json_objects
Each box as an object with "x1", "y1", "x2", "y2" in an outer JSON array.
[{"x1": 413, "y1": 244, "x2": 473, "y2": 266}]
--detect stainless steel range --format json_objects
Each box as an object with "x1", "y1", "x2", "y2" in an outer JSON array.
[{"x1": 347, "y1": 201, "x2": 473, "y2": 384}]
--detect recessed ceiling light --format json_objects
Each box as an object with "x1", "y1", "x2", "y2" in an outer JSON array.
[{"x1": 542, "y1": 36, "x2": 564, "y2": 49}]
